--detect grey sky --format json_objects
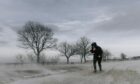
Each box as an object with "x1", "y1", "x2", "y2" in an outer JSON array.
[{"x1": 0, "y1": 0, "x2": 140, "y2": 58}]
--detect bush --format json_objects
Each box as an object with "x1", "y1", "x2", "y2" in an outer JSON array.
[
  {"x1": 16, "y1": 54, "x2": 25, "y2": 64},
  {"x1": 27, "y1": 53, "x2": 37, "y2": 63},
  {"x1": 46, "y1": 56, "x2": 60, "y2": 64}
]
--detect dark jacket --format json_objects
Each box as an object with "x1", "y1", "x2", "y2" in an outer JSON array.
[{"x1": 90, "y1": 45, "x2": 103, "y2": 56}]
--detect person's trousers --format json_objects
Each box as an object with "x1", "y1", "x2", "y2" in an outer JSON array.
[{"x1": 93, "y1": 54, "x2": 102, "y2": 71}]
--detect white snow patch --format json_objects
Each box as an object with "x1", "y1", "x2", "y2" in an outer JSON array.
[{"x1": 1, "y1": 60, "x2": 140, "y2": 84}]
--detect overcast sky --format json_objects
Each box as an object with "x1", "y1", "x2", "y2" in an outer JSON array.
[{"x1": 0, "y1": 0, "x2": 140, "y2": 60}]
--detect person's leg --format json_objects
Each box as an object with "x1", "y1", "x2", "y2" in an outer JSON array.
[
  {"x1": 93, "y1": 55, "x2": 97, "y2": 72},
  {"x1": 98, "y1": 56, "x2": 102, "y2": 71},
  {"x1": 94, "y1": 60, "x2": 97, "y2": 72}
]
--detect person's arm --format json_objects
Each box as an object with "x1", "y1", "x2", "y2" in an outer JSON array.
[
  {"x1": 90, "y1": 47, "x2": 96, "y2": 53},
  {"x1": 90, "y1": 46, "x2": 94, "y2": 53}
]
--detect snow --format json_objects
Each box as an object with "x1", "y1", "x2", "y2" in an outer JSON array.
[{"x1": 0, "y1": 60, "x2": 140, "y2": 84}]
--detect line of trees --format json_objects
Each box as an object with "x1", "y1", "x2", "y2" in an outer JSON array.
[
  {"x1": 17, "y1": 21, "x2": 112, "y2": 64},
  {"x1": 76, "y1": 37, "x2": 91, "y2": 63},
  {"x1": 58, "y1": 37, "x2": 91, "y2": 64}
]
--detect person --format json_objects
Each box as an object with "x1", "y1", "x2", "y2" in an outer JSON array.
[{"x1": 90, "y1": 42, "x2": 103, "y2": 72}]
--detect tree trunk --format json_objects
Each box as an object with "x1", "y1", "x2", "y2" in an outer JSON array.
[
  {"x1": 80, "y1": 56, "x2": 83, "y2": 63},
  {"x1": 84, "y1": 55, "x2": 87, "y2": 63},
  {"x1": 66, "y1": 57, "x2": 70, "y2": 64},
  {"x1": 37, "y1": 53, "x2": 40, "y2": 63}
]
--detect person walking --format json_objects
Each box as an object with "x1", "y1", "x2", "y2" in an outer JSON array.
[{"x1": 90, "y1": 42, "x2": 103, "y2": 72}]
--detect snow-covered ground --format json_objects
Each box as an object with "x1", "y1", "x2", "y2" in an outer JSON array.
[{"x1": 1, "y1": 60, "x2": 140, "y2": 84}]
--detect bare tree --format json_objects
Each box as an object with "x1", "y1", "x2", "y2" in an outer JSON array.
[
  {"x1": 120, "y1": 53, "x2": 127, "y2": 60},
  {"x1": 76, "y1": 36, "x2": 90, "y2": 63},
  {"x1": 58, "y1": 42, "x2": 77, "y2": 64},
  {"x1": 103, "y1": 49, "x2": 112, "y2": 61},
  {"x1": 17, "y1": 21, "x2": 56, "y2": 63}
]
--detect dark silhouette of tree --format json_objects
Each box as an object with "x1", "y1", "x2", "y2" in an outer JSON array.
[
  {"x1": 17, "y1": 21, "x2": 56, "y2": 63},
  {"x1": 120, "y1": 53, "x2": 127, "y2": 60},
  {"x1": 103, "y1": 49, "x2": 112, "y2": 61},
  {"x1": 76, "y1": 36, "x2": 90, "y2": 63},
  {"x1": 58, "y1": 42, "x2": 77, "y2": 64}
]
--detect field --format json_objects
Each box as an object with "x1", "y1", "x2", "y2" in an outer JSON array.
[{"x1": 1, "y1": 60, "x2": 140, "y2": 84}]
